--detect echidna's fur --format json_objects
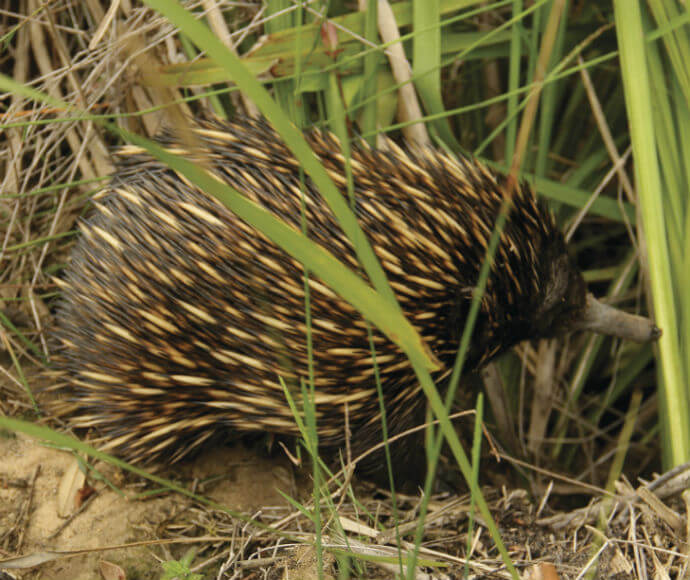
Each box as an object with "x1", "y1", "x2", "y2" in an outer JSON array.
[{"x1": 54, "y1": 117, "x2": 586, "y2": 470}]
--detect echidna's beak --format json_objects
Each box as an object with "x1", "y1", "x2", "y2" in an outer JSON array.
[{"x1": 574, "y1": 293, "x2": 661, "y2": 343}]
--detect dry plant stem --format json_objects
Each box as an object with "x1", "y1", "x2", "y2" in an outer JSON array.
[
  {"x1": 527, "y1": 340, "x2": 557, "y2": 455},
  {"x1": 517, "y1": 347, "x2": 529, "y2": 457},
  {"x1": 84, "y1": 0, "x2": 106, "y2": 22},
  {"x1": 480, "y1": 10, "x2": 506, "y2": 161},
  {"x1": 565, "y1": 148, "x2": 632, "y2": 243},
  {"x1": 637, "y1": 487, "x2": 684, "y2": 532},
  {"x1": 47, "y1": 492, "x2": 99, "y2": 540},
  {"x1": 300, "y1": 2, "x2": 378, "y2": 51},
  {"x1": 559, "y1": 252, "x2": 642, "y2": 457},
  {"x1": 320, "y1": 409, "x2": 475, "y2": 490},
  {"x1": 129, "y1": 86, "x2": 166, "y2": 135},
  {"x1": 27, "y1": 0, "x2": 98, "y2": 181},
  {"x1": 481, "y1": 363, "x2": 517, "y2": 447},
  {"x1": 578, "y1": 56, "x2": 635, "y2": 203},
  {"x1": 376, "y1": 495, "x2": 476, "y2": 542},
  {"x1": 27, "y1": 123, "x2": 94, "y2": 354},
  {"x1": 683, "y1": 490, "x2": 690, "y2": 558},
  {"x1": 3, "y1": 15, "x2": 28, "y2": 197},
  {"x1": 330, "y1": 527, "x2": 502, "y2": 578},
  {"x1": 0, "y1": 19, "x2": 28, "y2": 267},
  {"x1": 89, "y1": 0, "x2": 122, "y2": 50},
  {"x1": 44, "y1": 4, "x2": 110, "y2": 174},
  {"x1": 376, "y1": 0, "x2": 430, "y2": 147},
  {"x1": 231, "y1": 4, "x2": 266, "y2": 51},
  {"x1": 612, "y1": 462, "x2": 690, "y2": 525},
  {"x1": 644, "y1": 461, "x2": 690, "y2": 497},
  {"x1": 499, "y1": 451, "x2": 611, "y2": 498},
  {"x1": 577, "y1": 54, "x2": 651, "y2": 319},
  {"x1": 124, "y1": 33, "x2": 193, "y2": 131},
  {"x1": 15, "y1": 466, "x2": 40, "y2": 553},
  {"x1": 0, "y1": 358, "x2": 28, "y2": 392},
  {"x1": 202, "y1": 0, "x2": 259, "y2": 117}
]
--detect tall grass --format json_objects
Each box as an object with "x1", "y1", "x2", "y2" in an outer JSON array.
[{"x1": 614, "y1": 1, "x2": 690, "y2": 467}]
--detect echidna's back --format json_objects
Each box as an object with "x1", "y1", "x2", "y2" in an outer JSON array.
[{"x1": 54, "y1": 117, "x2": 559, "y2": 469}]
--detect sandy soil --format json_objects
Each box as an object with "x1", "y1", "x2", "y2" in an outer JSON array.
[{"x1": 0, "y1": 432, "x2": 295, "y2": 579}]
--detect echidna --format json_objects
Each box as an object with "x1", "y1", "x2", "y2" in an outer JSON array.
[{"x1": 53, "y1": 117, "x2": 658, "y2": 476}]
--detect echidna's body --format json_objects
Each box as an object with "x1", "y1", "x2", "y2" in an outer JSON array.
[{"x1": 54, "y1": 117, "x2": 640, "y2": 472}]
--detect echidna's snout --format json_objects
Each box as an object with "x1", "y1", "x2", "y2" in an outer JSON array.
[
  {"x1": 573, "y1": 293, "x2": 661, "y2": 343},
  {"x1": 528, "y1": 252, "x2": 658, "y2": 344}
]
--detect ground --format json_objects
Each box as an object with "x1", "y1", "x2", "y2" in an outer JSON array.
[
  {"x1": 0, "y1": 432, "x2": 294, "y2": 579},
  {"x1": 1, "y1": 426, "x2": 687, "y2": 579}
]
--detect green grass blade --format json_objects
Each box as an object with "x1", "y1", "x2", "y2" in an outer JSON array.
[
  {"x1": 613, "y1": 0, "x2": 689, "y2": 465},
  {"x1": 359, "y1": 0, "x2": 380, "y2": 145},
  {"x1": 413, "y1": 0, "x2": 458, "y2": 146}
]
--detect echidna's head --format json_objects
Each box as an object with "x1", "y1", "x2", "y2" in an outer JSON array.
[
  {"x1": 518, "y1": 228, "x2": 660, "y2": 343},
  {"x1": 442, "y1": 199, "x2": 589, "y2": 368},
  {"x1": 477, "y1": 208, "x2": 659, "y2": 356},
  {"x1": 437, "y1": 175, "x2": 659, "y2": 370}
]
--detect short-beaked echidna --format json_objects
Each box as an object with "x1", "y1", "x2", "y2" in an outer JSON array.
[{"x1": 53, "y1": 117, "x2": 658, "y2": 475}]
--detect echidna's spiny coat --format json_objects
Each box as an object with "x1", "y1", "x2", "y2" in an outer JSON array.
[{"x1": 55, "y1": 117, "x2": 587, "y2": 468}]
